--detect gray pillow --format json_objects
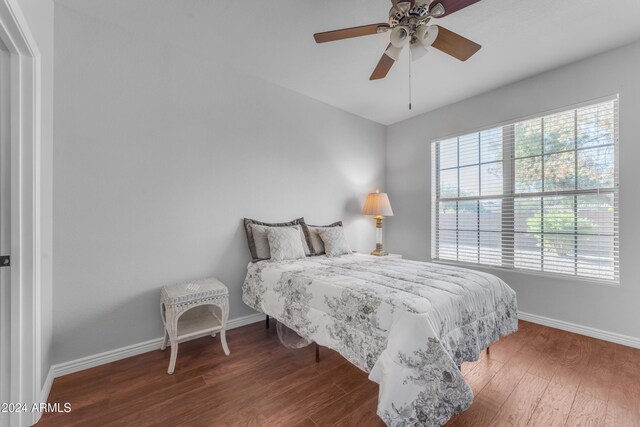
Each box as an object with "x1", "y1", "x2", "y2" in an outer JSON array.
[
  {"x1": 304, "y1": 221, "x2": 342, "y2": 255},
  {"x1": 243, "y1": 217, "x2": 312, "y2": 262},
  {"x1": 267, "y1": 227, "x2": 306, "y2": 261},
  {"x1": 317, "y1": 226, "x2": 352, "y2": 257}
]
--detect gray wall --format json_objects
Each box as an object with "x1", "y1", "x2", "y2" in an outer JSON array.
[
  {"x1": 386, "y1": 40, "x2": 640, "y2": 340},
  {"x1": 52, "y1": 6, "x2": 386, "y2": 364},
  {"x1": 14, "y1": 0, "x2": 54, "y2": 391}
]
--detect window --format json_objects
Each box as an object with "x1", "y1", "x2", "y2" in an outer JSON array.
[{"x1": 431, "y1": 98, "x2": 619, "y2": 282}]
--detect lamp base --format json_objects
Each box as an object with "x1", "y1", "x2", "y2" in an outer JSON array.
[{"x1": 370, "y1": 244, "x2": 388, "y2": 257}]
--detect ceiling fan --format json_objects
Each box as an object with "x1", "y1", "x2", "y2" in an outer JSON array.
[{"x1": 313, "y1": 0, "x2": 482, "y2": 81}]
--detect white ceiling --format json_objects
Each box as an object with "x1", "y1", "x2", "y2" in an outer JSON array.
[{"x1": 56, "y1": 0, "x2": 640, "y2": 125}]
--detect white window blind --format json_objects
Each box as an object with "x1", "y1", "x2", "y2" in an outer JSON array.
[{"x1": 431, "y1": 98, "x2": 619, "y2": 282}]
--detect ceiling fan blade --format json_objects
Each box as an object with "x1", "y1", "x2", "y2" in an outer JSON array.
[
  {"x1": 314, "y1": 23, "x2": 389, "y2": 43},
  {"x1": 431, "y1": 25, "x2": 481, "y2": 61},
  {"x1": 370, "y1": 45, "x2": 396, "y2": 80},
  {"x1": 429, "y1": 0, "x2": 481, "y2": 17}
]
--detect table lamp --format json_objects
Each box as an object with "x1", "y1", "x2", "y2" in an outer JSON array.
[{"x1": 362, "y1": 189, "x2": 394, "y2": 256}]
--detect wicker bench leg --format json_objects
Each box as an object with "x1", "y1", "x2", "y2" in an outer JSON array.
[
  {"x1": 315, "y1": 343, "x2": 320, "y2": 363},
  {"x1": 266, "y1": 315, "x2": 269, "y2": 329},
  {"x1": 169, "y1": 341, "x2": 178, "y2": 374},
  {"x1": 486, "y1": 346, "x2": 490, "y2": 355},
  {"x1": 166, "y1": 308, "x2": 179, "y2": 374},
  {"x1": 220, "y1": 328, "x2": 230, "y2": 356},
  {"x1": 160, "y1": 302, "x2": 168, "y2": 351}
]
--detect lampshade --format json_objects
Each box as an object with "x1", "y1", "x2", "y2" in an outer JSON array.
[
  {"x1": 390, "y1": 26, "x2": 410, "y2": 48},
  {"x1": 410, "y1": 42, "x2": 428, "y2": 61},
  {"x1": 415, "y1": 24, "x2": 439, "y2": 48},
  {"x1": 385, "y1": 45, "x2": 404, "y2": 61},
  {"x1": 362, "y1": 189, "x2": 394, "y2": 217},
  {"x1": 384, "y1": 45, "x2": 402, "y2": 61}
]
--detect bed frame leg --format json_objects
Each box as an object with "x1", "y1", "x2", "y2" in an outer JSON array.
[
  {"x1": 266, "y1": 315, "x2": 269, "y2": 329},
  {"x1": 315, "y1": 343, "x2": 320, "y2": 363},
  {"x1": 486, "y1": 346, "x2": 490, "y2": 355}
]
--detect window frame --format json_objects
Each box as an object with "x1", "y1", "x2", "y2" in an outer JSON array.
[{"x1": 430, "y1": 95, "x2": 620, "y2": 285}]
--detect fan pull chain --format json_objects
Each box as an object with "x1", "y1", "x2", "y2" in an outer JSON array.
[{"x1": 408, "y1": 45, "x2": 412, "y2": 110}]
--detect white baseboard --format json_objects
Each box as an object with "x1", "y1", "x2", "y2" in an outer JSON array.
[
  {"x1": 51, "y1": 312, "x2": 264, "y2": 378},
  {"x1": 32, "y1": 366, "x2": 55, "y2": 424},
  {"x1": 40, "y1": 366, "x2": 55, "y2": 400},
  {"x1": 53, "y1": 337, "x2": 164, "y2": 378},
  {"x1": 518, "y1": 311, "x2": 640, "y2": 349}
]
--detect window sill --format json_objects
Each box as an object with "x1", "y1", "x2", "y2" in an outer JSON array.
[{"x1": 430, "y1": 258, "x2": 621, "y2": 288}]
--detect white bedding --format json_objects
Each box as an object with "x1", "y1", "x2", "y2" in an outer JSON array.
[{"x1": 242, "y1": 254, "x2": 518, "y2": 426}]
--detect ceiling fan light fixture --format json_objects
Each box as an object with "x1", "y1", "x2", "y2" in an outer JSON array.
[
  {"x1": 313, "y1": 0, "x2": 484, "y2": 81},
  {"x1": 415, "y1": 24, "x2": 439, "y2": 47},
  {"x1": 385, "y1": 44, "x2": 404, "y2": 61},
  {"x1": 410, "y1": 42, "x2": 428, "y2": 61},
  {"x1": 395, "y1": 0, "x2": 413, "y2": 13},
  {"x1": 429, "y1": 2, "x2": 446, "y2": 17},
  {"x1": 390, "y1": 26, "x2": 411, "y2": 48}
]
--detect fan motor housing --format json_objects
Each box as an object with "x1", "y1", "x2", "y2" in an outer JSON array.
[
  {"x1": 389, "y1": 4, "x2": 430, "y2": 27},
  {"x1": 410, "y1": 4, "x2": 430, "y2": 18}
]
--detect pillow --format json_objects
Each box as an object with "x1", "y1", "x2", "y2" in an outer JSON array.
[
  {"x1": 243, "y1": 218, "x2": 311, "y2": 261},
  {"x1": 266, "y1": 227, "x2": 306, "y2": 261},
  {"x1": 317, "y1": 226, "x2": 352, "y2": 257},
  {"x1": 304, "y1": 221, "x2": 342, "y2": 255},
  {"x1": 248, "y1": 223, "x2": 310, "y2": 260}
]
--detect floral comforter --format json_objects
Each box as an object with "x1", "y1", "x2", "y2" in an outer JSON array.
[{"x1": 242, "y1": 254, "x2": 517, "y2": 426}]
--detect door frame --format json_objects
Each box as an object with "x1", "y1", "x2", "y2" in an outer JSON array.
[
  {"x1": 0, "y1": 38, "x2": 10, "y2": 426},
  {"x1": 0, "y1": 1, "x2": 42, "y2": 426}
]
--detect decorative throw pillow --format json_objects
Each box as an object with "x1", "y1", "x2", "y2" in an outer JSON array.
[
  {"x1": 243, "y1": 217, "x2": 311, "y2": 261},
  {"x1": 304, "y1": 221, "x2": 343, "y2": 255},
  {"x1": 267, "y1": 227, "x2": 306, "y2": 261},
  {"x1": 317, "y1": 226, "x2": 352, "y2": 257},
  {"x1": 249, "y1": 224, "x2": 310, "y2": 260}
]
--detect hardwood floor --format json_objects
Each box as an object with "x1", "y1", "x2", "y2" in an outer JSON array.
[{"x1": 39, "y1": 320, "x2": 640, "y2": 426}]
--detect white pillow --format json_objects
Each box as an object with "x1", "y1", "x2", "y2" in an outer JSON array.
[
  {"x1": 317, "y1": 227, "x2": 352, "y2": 257},
  {"x1": 249, "y1": 224, "x2": 310, "y2": 259},
  {"x1": 267, "y1": 227, "x2": 307, "y2": 261}
]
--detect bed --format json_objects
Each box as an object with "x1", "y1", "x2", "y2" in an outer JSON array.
[{"x1": 242, "y1": 253, "x2": 518, "y2": 427}]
